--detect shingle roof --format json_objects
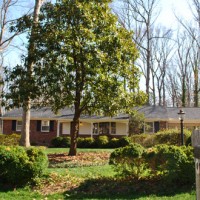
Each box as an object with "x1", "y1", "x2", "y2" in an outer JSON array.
[
  {"x1": 2, "y1": 107, "x2": 74, "y2": 119},
  {"x1": 137, "y1": 106, "x2": 200, "y2": 121},
  {"x1": 2, "y1": 107, "x2": 129, "y2": 120},
  {"x1": 3, "y1": 106, "x2": 200, "y2": 121}
]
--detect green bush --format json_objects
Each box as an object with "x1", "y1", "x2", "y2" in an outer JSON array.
[
  {"x1": 0, "y1": 146, "x2": 48, "y2": 186},
  {"x1": 118, "y1": 136, "x2": 132, "y2": 147},
  {"x1": 131, "y1": 134, "x2": 155, "y2": 147},
  {"x1": 145, "y1": 145, "x2": 195, "y2": 185},
  {"x1": 109, "y1": 143, "x2": 147, "y2": 179},
  {"x1": 108, "y1": 138, "x2": 120, "y2": 148},
  {"x1": 95, "y1": 136, "x2": 109, "y2": 148},
  {"x1": 51, "y1": 137, "x2": 63, "y2": 147},
  {"x1": 77, "y1": 137, "x2": 95, "y2": 148},
  {"x1": 62, "y1": 137, "x2": 71, "y2": 147},
  {"x1": 130, "y1": 129, "x2": 192, "y2": 147},
  {"x1": 154, "y1": 129, "x2": 191, "y2": 146},
  {"x1": 0, "y1": 133, "x2": 20, "y2": 146},
  {"x1": 51, "y1": 136, "x2": 70, "y2": 147},
  {"x1": 110, "y1": 143, "x2": 195, "y2": 186}
]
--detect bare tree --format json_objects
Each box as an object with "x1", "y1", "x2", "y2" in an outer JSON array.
[
  {"x1": 113, "y1": 0, "x2": 173, "y2": 105},
  {"x1": 166, "y1": 69, "x2": 181, "y2": 107},
  {"x1": 150, "y1": 27, "x2": 174, "y2": 106},
  {"x1": 174, "y1": 0, "x2": 200, "y2": 107}
]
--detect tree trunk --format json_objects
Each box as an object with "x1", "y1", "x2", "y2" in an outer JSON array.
[
  {"x1": 182, "y1": 77, "x2": 186, "y2": 107},
  {"x1": 20, "y1": 100, "x2": 30, "y2": 146},
  {"x1": 68, "y1": 116, "x2": 80, "y2": 156},
  {"x1": 20, "y1": 0, "x2": 43, "y2": 147},
  {"x1": 194, "y1": 65, "x2": 199, "y2": 107},
  {"x1": 162, "y1": 79, "x2": 166, "y2": 106}
]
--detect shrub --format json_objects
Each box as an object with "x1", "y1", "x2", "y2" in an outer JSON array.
[
  {"x1": 95, "y1": 136, "x2": 109, "y2": 148},
  {"x1": 110, "y1": 143, "x2": 195, "y2": 186},
  {"x1": 0, "y1": 146, "x2": 48, "y2": 186},
  {"x1": 130, "y1": 129, "x2": 192, "y2": 147},
  {"x1": 51, "y1": 136, "x2": 70, "y2": 147},
  {"x1": 62, "y1": 137, "x2": 71, "y2": 147},
  {"x1": 108, "y1": 138, "x2": 120, "y2": 148},
  {"x1": 109, "y1": 143, "x2": 148, "y2": 179},
  {"x1": 154, "y1": 129, "x2": 191, "y2": 146},
  {"x1": 0, "y1": 133, "x2": 20, "y2": 146},
  {"x1": 118, "y1": 136, "x2": 132, "y2": 147},
  {"x1": 77, "y1": 137, "x2": 95, "y2": 148},
  {"x1": 51, "y1": 137, "x2": 63, "y2": 147},
  {"x1": 130, "y1": 134, "x2": 155, "y2": 147},
  {"x1": 145, "y1": 145, "x2": 195, "y2": 186}
]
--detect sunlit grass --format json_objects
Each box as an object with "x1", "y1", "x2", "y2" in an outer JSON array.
[{"x1": 44, "y1": 147, "x2": 114, "y2": 154}]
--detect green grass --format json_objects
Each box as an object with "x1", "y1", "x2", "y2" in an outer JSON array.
[
  {"x1": 47, "y1": 164, "x2": 115, "y2": 178},
  {"x1": 45, "y1": 147, "x2": 114, "y2": 154},
  {"x1": 0, "y1": 187, "x2": 64, "y2": 200}
]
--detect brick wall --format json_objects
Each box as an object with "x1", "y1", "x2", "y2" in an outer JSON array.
[
  {"x1": 29, "y1": 120, "x2": 57, "y2": 145},
  {"x1": 3, "y1": 120, "x2": 57, "y2": 146},
  {"x1": 160, "y1": 121, "x2": 167, "y2": 130},
  {"x1": 3, "y1": 120, "x2": 14, "y2": 134}
]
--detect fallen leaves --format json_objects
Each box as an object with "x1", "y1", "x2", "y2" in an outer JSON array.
[{"x1": 48, "y1": 152, "x2": 111, "y2": 168}]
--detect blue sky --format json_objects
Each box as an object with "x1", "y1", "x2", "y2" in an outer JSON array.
[{"x1": 4, "y1": 0, "x2": 192, "y2": 67}]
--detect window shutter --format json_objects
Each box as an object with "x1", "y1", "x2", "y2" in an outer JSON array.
[
  {"x1": 37, "y1": 120, "x2": 41, "y2": 131},
  {"x1": 12, "y1": 120, "x2": 16, "y2": 131},
  {"x1": 50, "y1": 120, "x2": 54, "y2": 131},
  {"x1": 59, "y1": 123, "x2": 63, "y2": 135}
]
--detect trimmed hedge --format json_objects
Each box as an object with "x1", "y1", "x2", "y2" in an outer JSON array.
[
  {"x1": 51, "y1": 136, "x2": 132, "y2": 148},
  {"x1": 77, "y1": 137, "x2": 95, "y2": 148},
  {"x1": 0, "y1": 146, "x2": 48, "y2": 186},
  {"x1": 51, "y1": 136, "x2": 70, "y2": 147}
]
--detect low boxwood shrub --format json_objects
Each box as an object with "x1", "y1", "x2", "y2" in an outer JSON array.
[
  {"x1": 0, "y1": 146, "x2": 48, "y2": 186},
  {"x1": 108, "y1": 138, "x2": 120, "y2": 148},
  {"x1": 95, "y1": 136, "x2": 109, "y2": 148},
  {"x1": 77, "y1": 137, "x2": 95, "y2": 148},
  {"x1": 0, "y1": 133, "x2": 20, "y2": 146},
  {"x1": 51, "y1": 136, "x2": 70, "y2": 147}
]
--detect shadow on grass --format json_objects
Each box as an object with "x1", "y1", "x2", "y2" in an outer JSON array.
[
  {"x1": 0, "y1": 182, "x2": 19, "y2": 192},
  {"x1": 64, "y1": 177, "x2": 195, "y2": 199}
]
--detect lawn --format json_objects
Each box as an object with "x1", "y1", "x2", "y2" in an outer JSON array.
[{"x1": 0, "y1": 147, "x2": 196, "y2": 200}]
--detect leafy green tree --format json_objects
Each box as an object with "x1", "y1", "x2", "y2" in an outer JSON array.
[{"x1": 5, "y1": 0, "x2": 146, "y2": 155}]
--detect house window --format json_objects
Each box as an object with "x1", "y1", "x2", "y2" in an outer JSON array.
[
  {"x1": 145, "y1": 122, "x2": 154, "y2": 133},
  {"x1": 16, "y1": 120, "x2": 22, "y2": 132},
  {"x1": 111, "y1": 122, "x2": 116, "y2": 134},
  {"x1": 93, "y1": 123, "x2": 99, "y2": 134},
  {"x1": 92, "y1": 122, "x2": 116, "y2": 135},
  {"x1": 99, "y1": 122, "x2": 109, "y2": 134},
  {"x1": 41, "y1": 120, "x2": 50, "y2": 132}
]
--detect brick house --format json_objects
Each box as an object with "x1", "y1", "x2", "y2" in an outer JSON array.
[
  {"x1": 2, "y1": 107, "x2": 129, "y2": 145},
  {"x1": 2, "y1": 106, "x2": 200, "y2": 145}
]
